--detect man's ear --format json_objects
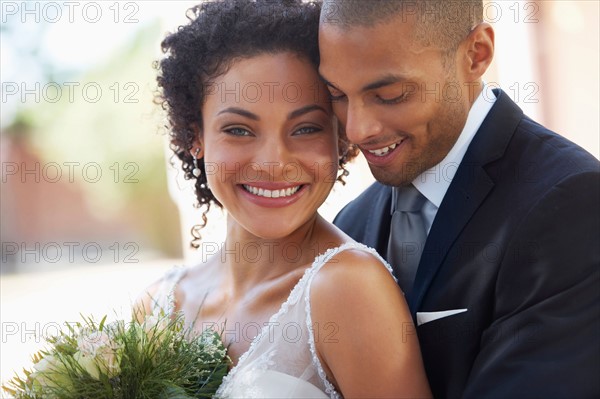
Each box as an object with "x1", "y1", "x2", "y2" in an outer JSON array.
[
  {"x1": 464, "y1": 22, "x2": 495, "y2": 79},
  {"x1": 191, "y1": 123, "x2": 204, "y2": 158}
]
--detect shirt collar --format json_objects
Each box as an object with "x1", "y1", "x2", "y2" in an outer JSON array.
[{"x1": 410, "y1": 83, "x2": 496, "y2": 208}]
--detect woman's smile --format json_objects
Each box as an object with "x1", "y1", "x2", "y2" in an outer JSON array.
[{"x1": 238, "y1": 182, "x2": 308, "y2": 208}]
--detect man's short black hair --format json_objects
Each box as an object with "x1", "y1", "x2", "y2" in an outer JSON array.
[{"x1": 321, "y1": 0, "x2": 483, "y2": 52}]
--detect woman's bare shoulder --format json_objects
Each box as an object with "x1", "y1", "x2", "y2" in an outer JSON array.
[
  {"x1": 133, "y1": 258, "x2": 221, "y2": 321},
  {"x1": 312, "y1": 245, "x2": 397, "y2": 293},
  {"x1": 308, "y1": 244, "x2": 406, "y2": 336},
  {"x1": 309, "y1": 245, "x2": 431, "y2": 398}
]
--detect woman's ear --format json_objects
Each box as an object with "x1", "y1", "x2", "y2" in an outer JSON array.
[
  {"x1": 191, "y1": 123, "x2": 204, "y2": 159},
  {"x1": 191, "y1": 145, "x2": 204, "y2": 160}
]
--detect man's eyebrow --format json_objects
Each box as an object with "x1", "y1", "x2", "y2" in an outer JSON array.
[
  {"x1": 318, "y1": 74, "x2": 407, "y2": 93},
  {"x1": 362, "y1": 75, "x2": 406, "y2": 92},
  {"x1": 217, "y1": 107, "x2": 259, "y2": 120},
  {"x1": 288, "y1": 104, "x2": 328, "y2": 120}
]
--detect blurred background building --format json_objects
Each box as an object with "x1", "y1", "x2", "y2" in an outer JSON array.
[{"x1": 1, "y1": 0, "x2": 598, "y2": 386}]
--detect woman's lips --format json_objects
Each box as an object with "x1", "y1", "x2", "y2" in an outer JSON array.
[{"x1": 238, "y1": 183, "x2": 307, "y2": 208}]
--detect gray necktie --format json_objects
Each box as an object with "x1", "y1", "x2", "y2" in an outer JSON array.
[{"x1": 386, "y1": 185, "x2": 427, "y2": 295}]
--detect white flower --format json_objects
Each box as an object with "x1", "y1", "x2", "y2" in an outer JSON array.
[
  {"x1": 29, "y1": 354, "x2": 72, "y2": 397},
  {"x1": 196, "y1": 330, "x2": 226, "y2": 360},
  {"x1": 74, "y1": 330, "x2": 121, "y2": 379}
]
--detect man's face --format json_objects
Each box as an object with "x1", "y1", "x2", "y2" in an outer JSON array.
[{"x1": 319, "y1": 16, "x2": 472, "y2": 186}]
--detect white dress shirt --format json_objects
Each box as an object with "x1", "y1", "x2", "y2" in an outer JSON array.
[{"x1": 410, "y1": 85, "x2": 496, "y2": 234}]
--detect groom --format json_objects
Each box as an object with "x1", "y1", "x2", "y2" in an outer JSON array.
[{"x1": 320, "y1": 1, "x2": 599, "y2": 398}]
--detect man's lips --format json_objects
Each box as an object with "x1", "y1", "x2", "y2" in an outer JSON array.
[
  {"x1": 362, "y1": 138, "x2": 407, "y2": 157},
  {"x1": 360, "y1": 137, "x2": 409, "y2": 166}
]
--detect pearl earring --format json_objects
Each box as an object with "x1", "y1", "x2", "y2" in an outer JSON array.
[{"x1": 192, "y1": 148, "x2": 201, "y2": 178}]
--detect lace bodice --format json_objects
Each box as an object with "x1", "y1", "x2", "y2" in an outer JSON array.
[{"x1": 152, "y1": 242, "x2": 395, "y2": 398}]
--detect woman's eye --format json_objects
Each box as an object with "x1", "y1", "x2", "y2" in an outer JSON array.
[
  {"x1": 293, "y1": 126, "x2": 322, "y2": 136},
  {"x1": 376, "y1": 92, "x2": 409, "y2": 105},
  {"x1": 327, "y1": 87, "x2": 346, "y2": 102},
  {"x1": 224, "y1": 127, "x2": 252, "y2": 137},
  {"x1": 328, "y1": 93, "x2": 347, "y2": 102}
]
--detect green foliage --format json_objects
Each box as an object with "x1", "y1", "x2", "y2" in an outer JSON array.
[{"x1": 3, "y1": 311, "x2": 230, "y2": 399}]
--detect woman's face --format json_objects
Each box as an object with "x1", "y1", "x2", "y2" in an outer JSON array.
[{"x1": 200, "y1": 52, "x2": 338, "y2": 239}]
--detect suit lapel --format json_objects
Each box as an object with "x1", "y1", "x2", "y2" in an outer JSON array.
[
  {"x1": 409, "y1": 162, "x2": 494, "y2": 310},
  {"x1": 408, "y1": 90, "x2": 524, "y2": 313}
]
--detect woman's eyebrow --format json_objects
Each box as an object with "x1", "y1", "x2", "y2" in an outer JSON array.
[
  {"x1": 288, "y1": 104, "x2": 328, "y2": 120},
  {"x1": 217, "y1": 107, "x2": 260, "y2": 120}
]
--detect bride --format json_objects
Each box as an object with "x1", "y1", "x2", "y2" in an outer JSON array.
[{"x1": 137, "y1": 0, "x2": 431, "y2": 397}]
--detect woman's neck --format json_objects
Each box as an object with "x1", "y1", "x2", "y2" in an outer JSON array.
[{"x1": 220, "y1": 213, "x2": 334, "y2": 297}]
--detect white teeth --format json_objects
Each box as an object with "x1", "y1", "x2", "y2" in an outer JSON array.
[
  {"x1": 243, "y1": 185, "x2": 301, "y2": 198},
  {"x1": 368, "y1": 142, "x2": 399, "y2": 157}
]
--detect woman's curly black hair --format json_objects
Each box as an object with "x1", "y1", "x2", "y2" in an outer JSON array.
[{"x1": 155, "y1": 0, "x2": 358, "y2": 248}]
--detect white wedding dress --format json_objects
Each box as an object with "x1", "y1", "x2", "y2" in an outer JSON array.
[{"x1": 152, "y1": 242, "x2": 395, "y2": 398}]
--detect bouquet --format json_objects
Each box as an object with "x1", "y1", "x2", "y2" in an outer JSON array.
[{"x1": 2, "y1": 309, "x2": 230, "y2": 398}]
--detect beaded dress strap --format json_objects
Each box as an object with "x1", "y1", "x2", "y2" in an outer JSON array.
[{"x1": 304, "y1": 242, "x2": 395, "y2": 398}]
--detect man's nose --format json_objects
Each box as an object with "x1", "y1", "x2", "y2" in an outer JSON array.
[{"x1": 343, "y1": 101, "x2": 384, "y2": 144}]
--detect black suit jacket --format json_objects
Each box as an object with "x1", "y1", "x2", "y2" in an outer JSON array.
[{"x1": 334, "y1": 90, "x2": 600, "y2": 398}]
